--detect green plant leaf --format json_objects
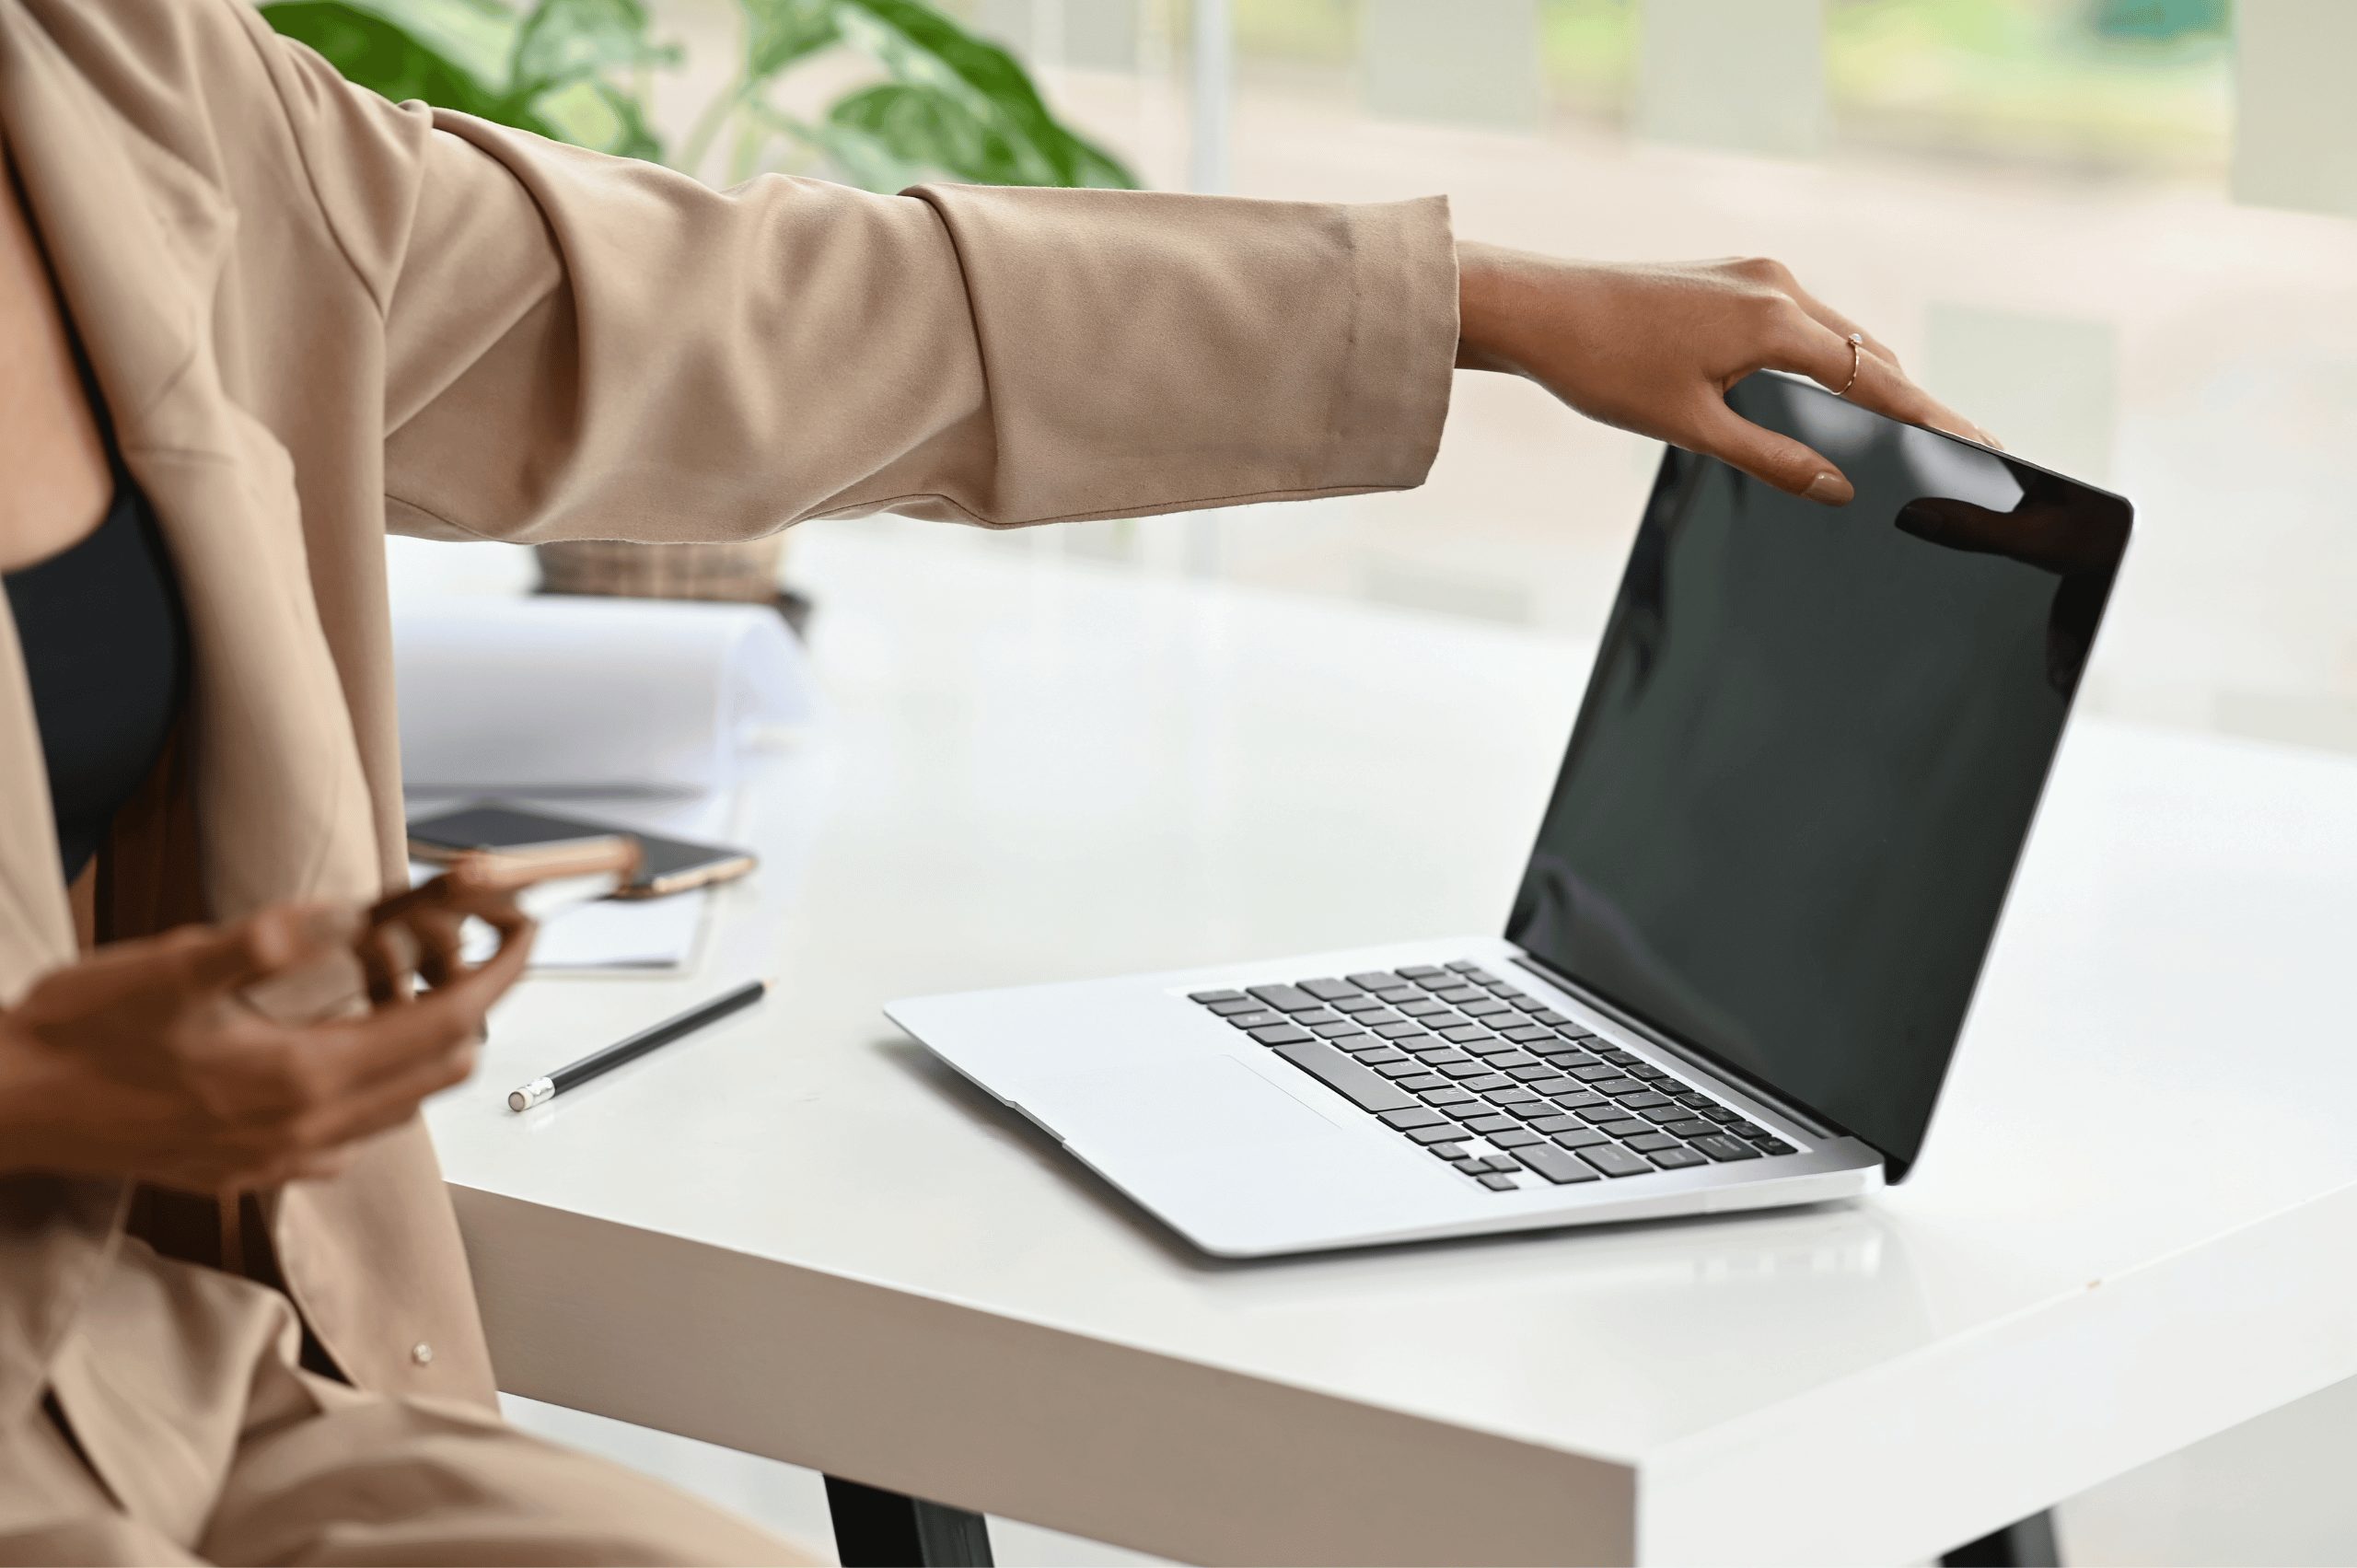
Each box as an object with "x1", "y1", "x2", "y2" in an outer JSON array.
[
  {"x1": 828, "y1": 80, "x2": 1043, "y2": 185},
  {"x1": 261, "y1": 0, "x2": 556, "y2": 134},
  {"x1": 591, "y1": 80, "x2": 667, "y2": 161},
  {"x1": 739, "y1": 0, "x2": 842, "y2": 79},
  {"x1": 831, "y1": 0, "x2": 1135, "y2": 187},
  {"x1": 510, "y1": 0, "x2": 677, "y2": 99}
]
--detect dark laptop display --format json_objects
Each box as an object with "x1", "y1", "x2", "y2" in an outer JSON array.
[{"x1": 1509, "y1": 374, "x2": 2131, "y2": 1175}]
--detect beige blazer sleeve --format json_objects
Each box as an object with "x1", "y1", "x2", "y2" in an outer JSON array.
[{"x1": 252, "y1": 34, "x2": 1459, "y2": 544}]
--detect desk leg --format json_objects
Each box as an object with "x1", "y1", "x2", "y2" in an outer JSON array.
[
  {"x1": 822, "y1": 1475, "x2": 994, "y2": 1567},
  {"x1": 1941, "y1": 1509, "x2": 2061, "y2": 1568}
]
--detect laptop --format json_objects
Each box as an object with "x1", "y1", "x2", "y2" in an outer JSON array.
[{"x1": 888, "y1": 374, "x2": 2133, "y2": 1257}]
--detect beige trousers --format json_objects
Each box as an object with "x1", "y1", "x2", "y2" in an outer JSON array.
[{"x1": 0, "y1": 1241, "x2": 812, "y2": 1566}]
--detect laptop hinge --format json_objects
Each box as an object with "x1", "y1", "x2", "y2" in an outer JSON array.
[{"x1": 1507, "y1": 951, "x2": 1845, "y2": 1142}]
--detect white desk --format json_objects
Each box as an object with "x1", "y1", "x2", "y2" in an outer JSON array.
[{"x1": 416, "y1": 530, "x2": 2357, "y2": 1566}]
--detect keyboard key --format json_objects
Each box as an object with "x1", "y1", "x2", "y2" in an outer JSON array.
[
  {"x1": 1437, "y1": 1025, "x2": 1492, "y2": 1044},
  {"x1": 1247, "y1": 1024, "x2": 1313, "y2": 1045},
  {"x1": 1355, "y1": 1048, "x2": 1410, "y2": 1067},
  {"x1": 1498, "y1": 1024, "x2": 1553, "y2": 1044},
  {"x1": 1207, "y1": 998, "x2": 1263, "y2": 1016},
  {"x1": 1396, "y1": 1074, "x2": 1448, "y2": 1092},
  {"x1": 1427, "y1": 1141, "x2": 1467, "y2": 1160},
  {"x1": 1225, "y1": 1010, "x2": 1284, "y2": 1031},
  {"x1": 1664, "y1": 1120, "x2": 1717, "y2": 1139},
  {"x1": 1753, "y1": 1136, "x2": 1795, "y2": 1156},
  {"x1": 1462, "y1": 1114, "x2": 1518, "y2": 1136},
  {"x1": 1308, "y1": 1018, "x2": 1365, "y2": 1038},
  {"x1": 1332, "y1": 1035, "x2": 1387, "y2": 1055},
  {"x1": 1370, "y1": 989, "x2": 1420, "y2": 1005},
  {"x1": 1514, "y1": 1144, "x2": 1603, "y2": 1185},
  {"x1": 1527, "y1": 1114, "x2": 1583, "y2": 1135},
  {"x1": 1570, "y1": 1063, "x2": 1621, "y2": 1082},
  {"x1": 1596, "y1": 1120, "x2": 1651, "y2": 1138},
  {"x1": 1291, "y1": 1007, "x2": 1341, "y2": 1026},
  {"x1": 1489, "y1": 1128, "x2": 1544, "y2": 1149},
  {"x1": 1333, "y1": 994, "x2": 1386, "y2": 1014},
  {"x1": 1531, "y1": 1010, "x2": 1573, "y2": 1026},
  {"x1": 1619, "y1": 1092, "x2": 1671, "y2": 1111},
  {"x1": 1552, "y1": 1127, "x2": 1610, "y2": 1150},
  {"x1": 1625, "y1": 1132, "x2": 1680, "y2": 1153},
  {"x1": 1508, "y1": 996, "x2": 1547, "y2": 1012},
  {"x1": 1382, "y1": 1107, "x2": 1449, "y2": 1131},
  {"x1": 1576, "y1": 1104, "x2": 1623, "y2": 1123},
  {"x1": 1597, "y1": 1049, "x2": 1641, "y2": 1067},
  {"x1": 1507, "y1": 1064, "x2": 1558, "y2": 1083},
  {"x1": 1505, "y1": 1101, "x2": 1561, "y2": 1121},
  {"x1": 1476, "y1": 1172, "x2": 1521, "y2": 1191},
  {"x1": 1460, "y1": 1074, "x2": 1512, "y2": 1094},
  {"x1": 1247, "y1": 984, "x2": 1322, "y2": 1013},
  {"x1": 1525, "y1": 1076, "x2": 1583, "y2": 1097},
  {"x1": 1420, "y1": 1086, "x2": 1479, "y2": 1108},
  {"x1": 1385, "y1": 1031, "x2": 1441, "y2": 1051},
  {"x1": 1553, "y1": 1093, "x2": 1609, "y2": 1113},
  {"x1": 1433, "y1": 986, "x2": 1485, "y2": 1004},
  {"x1": 1590, "y1": 1077, "x2": 1645, "y2": 1097},
  {"x1": 1189, "y1": 989, "x2": 1246, "y2": 1005},
  {"x1": 1403, "y1": 1121, "x2": 1469, "y2": 1145},
  {"x1": 1398, "y1": 998, "x2": 1450, "y2": 1017},
  {"x1": 1674, "y1": 1092, "x2": 1713, "y2": 1109},
  {"x1": 1461, "y1": 998, "x2": 1513, "y2": 1018},
  {"x1": 1445, "y1": 959, "x2": 1488, "y2": 974},
  {"x1": 1579, "y1": 1144, "x2": 1653, "y2": 1178},
  {"x1": 1396, "y1": 965, "x2": 1446, "y2": 980},
  {"x1": 1436, "y1": 1061, "x2": 1493, "y2": 1080},
  {"x1": 1410, "y1": 1044, "x2": 1464, "y2": 1063},
  {"x1": 1639, "y1": 1106, "x2": 1688, "y2": 1124},
  {"x1": 1484, "y1": 1050, "x2": 1537, "y2": 1069},
  {"x1": 1373, "y1": 1061, "x2": 1427, "y2": 1080},
  {"x1": 1374, "y1": 1020, "x2": 1429, "y2": 1040},
  {"x1": 1703, "y1": 1105, "x2": 1743, "y2": 1122},
  {"x1": 1347, "y1": 970, "x2": 1408, "y2": 990},
  {"x1": 1487, "y1": 1086, "x2": 1540, "y2": 1105},
  {"x1": 1299, "y1": 978, "x2": 1362, "y2": 1001},
  {"x1": 1270, "y1": 1040, "x2": 1416, "y2": 1112},
  {"x1": 1692, "y1": 1135, "x2": 1762, "y2": 1161},
  {"x1": 1462, "y1": 1038, "x2": 1521, "y2": 1059},
  {"x1": 1649, "y1": 1146, "x2": 1708, "y2": 1169}
]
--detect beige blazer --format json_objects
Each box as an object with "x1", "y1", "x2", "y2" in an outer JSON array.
[{"x1": 0, "y1": 0, "x2": 1454, "y2": 1456}]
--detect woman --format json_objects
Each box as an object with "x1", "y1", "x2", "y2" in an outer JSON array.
[{"x1": 0, "y1": 0, "x2": 1980, "y2": 1561}]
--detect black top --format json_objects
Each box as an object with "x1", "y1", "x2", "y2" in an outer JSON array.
[{"x1": 3, "y1": 291, "x2": 189, "y2": 884}]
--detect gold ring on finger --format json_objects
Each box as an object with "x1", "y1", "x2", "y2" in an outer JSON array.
[{"x1": 1835, "y1": 331, "x2": 1864, "y2": 397}]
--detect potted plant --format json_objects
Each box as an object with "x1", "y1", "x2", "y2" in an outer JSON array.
[{"x1": 263, "y1": 0, "x2": 1136, "y2": 620}]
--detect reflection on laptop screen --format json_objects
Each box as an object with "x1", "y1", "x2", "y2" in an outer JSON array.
[{"x1": 1507, "y1": 374, "x2": 2131, "y2": 1173}]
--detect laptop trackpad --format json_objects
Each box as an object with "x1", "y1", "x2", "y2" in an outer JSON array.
[{"x1": 1019, "y1": 1056, "x2": 1347, "y2": 1153}]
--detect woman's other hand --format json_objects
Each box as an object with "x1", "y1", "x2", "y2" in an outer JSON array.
[
  {"x1": 0, "y1": 894, "x2": 533, "y2": 1192},
  {"x1": 1455, "y1": 245, "x2": 1994, "y2": 505}
]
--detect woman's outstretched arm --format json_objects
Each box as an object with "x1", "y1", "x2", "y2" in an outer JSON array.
[{"x1": 241, "y1": 7, "x2": 1975, "y2": 544}]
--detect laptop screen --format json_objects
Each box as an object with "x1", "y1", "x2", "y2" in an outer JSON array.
[{"x1": 1506, "y1": 374, "x2": 2131, "y2": 1173}]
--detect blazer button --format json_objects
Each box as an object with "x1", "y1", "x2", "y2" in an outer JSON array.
[{"x1": 411, "y1": 1342, "x2": 435, "y2": 1366}]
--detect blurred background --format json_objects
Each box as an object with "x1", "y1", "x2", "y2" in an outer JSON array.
[
  {"x1": 343, "y1": 1, "x2": 2357, "y2": 1561},
  {"x1": 848, "y1": 0, "x2": 2355, "y2": 762}
]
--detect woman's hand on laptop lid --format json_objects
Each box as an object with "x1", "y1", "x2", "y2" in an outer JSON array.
[{"x1": 1455, "y1": 246, "x2": 1995, "y2": 506}]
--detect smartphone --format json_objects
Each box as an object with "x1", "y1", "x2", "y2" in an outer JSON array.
[
  {"x1": 373, "y1": 833, "x2": 643, "y2": 926},
  {"x1": 407, "y1": 803, "x2": 757, "y2": 900}
]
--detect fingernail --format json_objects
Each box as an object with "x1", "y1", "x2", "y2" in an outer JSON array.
[{"x1": 1805, "y1": 471, "x2": 1853, "y2": 505}]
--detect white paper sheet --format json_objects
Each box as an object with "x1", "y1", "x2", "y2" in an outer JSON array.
[{"x1": 393, "y1": 597, "x2": 820, "y2": 796}]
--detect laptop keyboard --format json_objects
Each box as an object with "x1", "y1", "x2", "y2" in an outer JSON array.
[{"x1": 1188, "y1": 961, "x2": 1796, "y2": 1192}]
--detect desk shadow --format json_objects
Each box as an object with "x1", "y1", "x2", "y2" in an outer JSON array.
[{"x1": 869, "y1": 1035, "x2": 1902, "y2": 1293}]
